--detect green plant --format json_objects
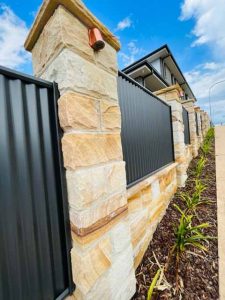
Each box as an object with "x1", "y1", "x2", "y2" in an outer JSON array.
[
  {"x1": 169, "y1": 204, "x2": 213, "y2": 289},
  {"x1": 201, "y1": 128, "x2": 214, "y2": 155},
  {"x1": 195, "y1": 156, "x2": 206, "y2": 178},
  {"x1": 206, "y1": 127, "x2": 214, "y2": 141},
  {"x1": 181, "y1": 179, "x2": 207, "y2": 211},
  {"x1": 172, "y1": 204, "x2": 212, "y2": 254},
  {"x1": 202, "y1": 141, "x2": 211, "y2": 156},
  {"x1": 147, "y1": 268, "x2": 161, "y2": 300}
]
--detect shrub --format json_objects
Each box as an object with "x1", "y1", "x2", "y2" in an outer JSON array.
[
  {"x1": 172, "y1": 204, "x2": 212, "y2": 254},
  {"x1": 195, "y1": 156, "x2": 206, "y2": 178}
]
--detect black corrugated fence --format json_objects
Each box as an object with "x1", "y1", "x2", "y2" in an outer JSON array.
[
  {"x1": 195, "y1": 112, "x2": 199, "y2": 136},
  {"x1": 182, "y1": 107, "x2": 191, "y2": 145},
  {"x1": 0, "y1": 66, "x2": 74, "y2": 300},
  {"x1": 118, "y1": 71, "x2": 174, "y2": 187}
]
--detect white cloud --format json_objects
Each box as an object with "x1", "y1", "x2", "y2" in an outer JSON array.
[
  {"x1": 180, "y1": 0, "x2": 225, "y2": 124},
  {"x1": 0, "y1": 4, "x2": 30, "y2": 69},
  {"x1": 115, "y1": 17, "x2": 132, "y2": 32},
  {"x1": 184, "y1": 62, "x2": 225, "y2": 124},
  {"x1": 180, "y1": 0, "x2": 225, "y2": 55},
  {"x1": 119, "y1": 40, "x2": 146, "y2": 66}
]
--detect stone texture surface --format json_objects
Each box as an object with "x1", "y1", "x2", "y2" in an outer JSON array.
[
  {"x1": 127, "y1": 163, "x2": 178, "y2": 269},
  {"x1": 62, "y1": 133, "x2": 123, "y2": 169},
  {"x1": 28, "y1": 2, "x2": 210, "y2": 298},
  {"x1": 71, "y1": 217, "x2": 135, "y2": 300},
  {"x1": 58, "y1": 92, "x2": 100, "y2": 131},
  {"x1": 71, "y1": 237, "x2": 112, "y2": 295},
  {"x1": 29, "y1": 2, "x2": 134, "y2": 300},
  {"x1": 183, "y1": 100, "x2": 198, "y2": 158},
  {"x1": 100, "y1": 100, "x2": 121, "y2": 131},
  {"x1": 70, "y1": 192, "x2": 127, "y2": 232},
  {"x1": 67, "y1": 162, "x2": 126, "y2": 210},
  {"x1": 156, "y1": 87, "x2": 187, "y2": 187},
  {"x1": 94, "y1": 42, "x2": 118, "y2": 75},
  {"x1": 32, "y1": 6, "x2": 95, "y2": 76},
  {"x1": 41, "y1": 49, "x2": 118, "y2": 101}
]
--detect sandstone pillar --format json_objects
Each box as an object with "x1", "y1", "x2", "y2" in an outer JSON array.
[
  {"x1": 25, "y1": 1, "x2": 136, "y2": 299},
  {"x1": 183, "y1": 99, "x2": 198, "y2": 157},
  {"x1": 154, "y1": 85, "x2": 187, "y2": 186},
  {"x1": 194, "y1": 106, "x2": 203, "y2": 146},
  {"x1": 200, "y1": 110, "x2": 207, "y2": 137}
]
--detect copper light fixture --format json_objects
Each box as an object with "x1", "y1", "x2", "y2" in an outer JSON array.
[{"x1": 89, "y1": 28, "x2": 105, "y2": 51}]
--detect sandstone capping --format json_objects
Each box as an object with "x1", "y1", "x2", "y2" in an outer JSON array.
[{"x1": 24, "y1": 0, "x2": 120, "y2": 52}]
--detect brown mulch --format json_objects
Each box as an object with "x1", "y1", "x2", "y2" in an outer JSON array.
[{"x1": 132, "y1": 139, "x2": 219, "y2": 300}]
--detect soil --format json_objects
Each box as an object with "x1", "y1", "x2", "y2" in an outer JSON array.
[{"x1": 132, "y1": 139, "x2": 219, "y2": 300}]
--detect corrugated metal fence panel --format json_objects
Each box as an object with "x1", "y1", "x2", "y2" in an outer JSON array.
[
  {"x1": 0, "y1": 67, "x2": 74, "y2": 300},
  {"x1": 118, "y1": 72, "x2": 174, "y2": 186},
  {"x1": 182, "y1": 107, "x2": 191, "y2": 145},
  {"x1": 195, "y1": 112, "x2": 199, "y2": 136}
]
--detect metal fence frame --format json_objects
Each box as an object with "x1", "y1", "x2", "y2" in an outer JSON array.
[
  {"x1": 0, "y1": 66, "x2": 74, "y2": 300},
  {"x1": 182, "y1": 107, "x2": 191, "y2": 145},
  {"x1": 195, "y1": 112, "x2": 199, "y2": 136},
  {"x1": 118, "y1": 71, "x2": 175, "y2": 187}
]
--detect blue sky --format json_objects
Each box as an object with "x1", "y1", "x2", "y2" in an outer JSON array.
[{"x1": 1, "y1": 0, "x2": 225, "y2": 124}]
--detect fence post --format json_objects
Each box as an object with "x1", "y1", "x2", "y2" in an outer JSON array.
[
  {"x1": 194, "y1": 106, "x2": 203, "y2": 146},
  {"x1": 182, "y1": 99, "x2": 198, "y2": 157},
  {"x1": 154, "y1": 85, "x2": 187, "y2": 187},
  {"x1": 200, "y1": 110, "x2": 207, "y2": 137},
  {"x1": 24, "y1": 1, "x2": 136, "y2": 299}
]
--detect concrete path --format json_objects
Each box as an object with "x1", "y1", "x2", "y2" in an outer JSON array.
[{"x1": 215, "y1": 126, "x2": 225, "y2": 300}]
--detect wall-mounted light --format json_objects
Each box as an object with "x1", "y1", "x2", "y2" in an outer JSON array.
[{"x1": 89, "y1": 28, "x2": 105, "y2": 51}]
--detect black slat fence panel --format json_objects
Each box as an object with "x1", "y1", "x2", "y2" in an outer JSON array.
[
  {"x1": 195, "y1": 112, "x2": 199, "y2": 136},
  {"x1": 0, "y1": 66, "x2": 74, "y2": 300},
  {"x1": 118, "y1": 72, "x2": 174, "y2": 187},
  {"x1": 182, "y1": 107, "x2": 191, "y2": 145}
]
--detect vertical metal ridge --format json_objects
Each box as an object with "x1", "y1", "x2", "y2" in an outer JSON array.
[
  {"x1": 0, "y1": 66, "x2": 74, "y2": 300},
  {"x1": 183, "y1": 107, "x2": 191, "y2": 145},
  {"x1": 195, "y1": 112, "x2": 199, "y2": 136},
  {"x1": 118, "y1": 73, "x2": 174, "y2": 186}
]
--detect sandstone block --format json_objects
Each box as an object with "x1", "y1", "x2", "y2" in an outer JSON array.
[
  {"x1": 110, "y1": 221, "x2": 132, "y2": 254},
  {"x1": 94, "y1": 42, "x2": 118, "y2": 75},
  {"x1": 113, "y1": 272, "x2": 136, "y2": 300},
  {"x1": 71, "y1": 237, "x2": 112, "y2": 295},
  {"x1": 151, "y1": 180, "x2": 160, "y2": 200},
  {"x1": 141, "y1": 185, "x2": 152, "y2": 207},
  {"x1": 134, "y1": 230, "x2": 153, "y2": 269},
  {"x1": 70, "y1": 192, "x2": 127, "y2": 233},
  {"x1": 127, "y1": 191, "x2": 142, "y2": 213},
  {"x1": 173, "y1": 130, "x2": 185, "y2": 144},
  {"x1": 32, "y1": 6, "x2": 95, "y2": 76},
  {"x1": 66, "y1": 161, "x2": 126, "y2": 210},
  {"x1": 108, "y1": 245, "x2": 135, "y2": 294},
  {"x1": 62, "y1": 133, "x2": 123, "y2": 169},
  {"x1": 100, "y1": 99, "x2": 121, "y2": 131},
  {"x1": 41, "y1": 49, "x2": 118, "y2": 101},
  {"x1": 129, "y1": 210, "x2": 148, "y2": 248},
  {"x1": 58, "y1": 92, "x2": 100, "y2": 131},
  {"x1": 159, "y1": 170, "x2": 174, "y2": 192},
  {"x1": 172, "y1": 120, "x2": 184, "y2": 132}
]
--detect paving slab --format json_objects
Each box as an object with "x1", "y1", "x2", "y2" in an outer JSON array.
[{"x1": 215, "y1": 126, "x2": 225, "y2": 300}]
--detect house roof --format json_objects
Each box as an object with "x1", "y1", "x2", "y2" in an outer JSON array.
[{"x1": 122, "y1": 44, "x2": 196, "y2": 101}]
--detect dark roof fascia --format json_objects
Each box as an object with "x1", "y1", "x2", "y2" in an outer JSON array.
[
  {"x1": 163, "y1": 49, "x2": 196, "y2": 101},
  {"x1": 118, "y1": 70, "x2": 171, "y2": 108},
  {"x1": 123, "y1": 59, "x2": 169, "y2": 88},
  {"x1": 122, "y1": 44, "x2": 168, "y2": 72},
  {"x1": 122, "y1": 44, "x2": 196, "y2": 101}
]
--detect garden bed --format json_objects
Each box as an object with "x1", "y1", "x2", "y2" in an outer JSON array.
[{"x1": 132, "y1": 135, "x2": 218, "y2": 300}]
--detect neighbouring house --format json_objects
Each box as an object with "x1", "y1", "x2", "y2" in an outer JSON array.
[{"x1": 122, "y1": 44, "x2": 196, "y2": 102}]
